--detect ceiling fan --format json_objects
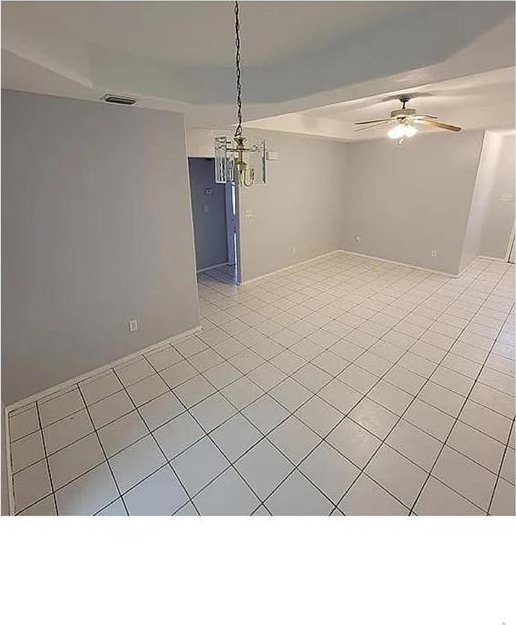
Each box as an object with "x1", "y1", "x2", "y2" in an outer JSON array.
[{"x1": 354, "y1": 95, "x2": 462, "y2": 143}]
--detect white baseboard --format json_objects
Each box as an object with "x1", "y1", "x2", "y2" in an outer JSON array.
[
  {"x1": 337, "y1": 249, "x2": 462, "y2": 277},
  {"x1": 5, "y1": 324, "x2": 203, "y2": 414},
  {"x1": 197, "y1": 262, "x2": 229, "y2": 273},
  {"x1": 240, "y1": 250, "x2": 341, "y2": 285},
  {"x1": 477, "y1": 255, "x2": 509, "y2": 263}
]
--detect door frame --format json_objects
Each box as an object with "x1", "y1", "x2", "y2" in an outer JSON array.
[{"x1": 505, "y1": 225, "x2": 515, "y2": 263}]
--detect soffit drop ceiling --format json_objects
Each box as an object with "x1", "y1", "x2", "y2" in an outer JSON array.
[{"x1": 1, "y1": 1, "x2": 515, "y2": 130}]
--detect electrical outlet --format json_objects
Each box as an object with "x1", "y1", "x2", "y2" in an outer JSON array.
[
  {"x1": 129, "y1": 319, "x2": 138, "y2": 332},
  {"x1": 355, "y1": 236, "x2": 361, "y2": 243},
  {"x1": 431, "y1": 250, "x2": 437, "y2": 258}
]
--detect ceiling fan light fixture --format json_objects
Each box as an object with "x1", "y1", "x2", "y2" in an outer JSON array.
[{"x1": 388, "y1": 123, "x2": 418, "y2": 141}]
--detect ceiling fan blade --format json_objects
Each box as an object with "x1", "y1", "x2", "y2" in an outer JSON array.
[
  {"x1": 355, "y1": 120, "x2": 391, "y2": 132},
  {"x1": 415, "y1": 119, "x2": 462, "y2": 132},
  {"x1": 354, "y1": 118, "x2": 391, "y2": 125},
  {"x1": 413, "y1": 115, "x2": 438, "y2": 120}
]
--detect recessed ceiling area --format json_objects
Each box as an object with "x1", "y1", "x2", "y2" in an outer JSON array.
[
  {"x1": 2, "y1": 1, "x2": 515, "y2": 131},
  {"x1": 245, "y1": 68, "x2": 516, "y2": 141}
]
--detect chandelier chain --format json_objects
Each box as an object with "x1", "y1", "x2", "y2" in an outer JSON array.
[{"x1": 234, "y1": 0, "x2": 243, "y2": 138}]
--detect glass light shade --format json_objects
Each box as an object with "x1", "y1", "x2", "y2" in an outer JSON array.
[
  {"x1": 388, "y1": 123, "x2": 417, "y2": 140},
  {"x1": 214, "y1": 136, "x2": 267, "y2": 186}
]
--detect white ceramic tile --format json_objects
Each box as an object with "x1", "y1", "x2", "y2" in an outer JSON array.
[
  {"x1": 311, "y1": 350, "x2": 349, "y2": 376},
  {"x1": 470, "y1": 382, "x2": 514, "y2": 418},
  {"x1": 116, "y1": 359, "x2": 155, "y2": 387},
  {"x1": 96, "y1": 498, "x2": 127, "y2": 516},
  {"x1": 402, "y1": 399, "x2": 455, "y2": 442},
  {"x1": 269, "y1": 350, "x2": 307, "y2": 375},
  {"x1": 432, "y1": 446, "x2": 497, "y2": 511},
  {"x1": 367, "y1": 380, "x2": 412, "y2": 416},
  {"x1": 109, "y1": 435, "x2": 166, "y2": 493},
  {"x1": 247, "y1": 362, "x2": 287, "y2": 391},
  {"x1": 8, "y1": 406, "x2": 40, "y2": 442},
  {"x1": 175, "y1": 336, "x2": 208, "y2": 357},
  {"x1": 327, "y1": 418, "x2": 381, "y2": 468},
  {"x1": 39, "y1": 389, "x2": 85, "y2": 427},
  {"x1": 349, "y1": 398, "x2": 399, "y2": 439},
  {"x1": 80, "y1": 372, "x2": 123, "y2": 405},
  {"x1": 146, "y1": 346, "x2": 182, "y2": 371},
  {"x1": 299, "y1": 441, "x2": 360, "y2": 503},
  {"x1": 229, "y1": 349, "x2": 266, "y2": 374},
  {"x1": 43, "y1": 409, "x2": 93, "y2": 455},
  {"x1": 447, "y1": 421, "x2": 505, "y2": 473},
  {"x1": 10, "y1": 429, "x2": 45, "y2": 473},
  {"x1": 490, "y1": 478, "x2": 515, "y2": 516},
  {"x1": 235, "y1": 438, "x2": 294, "y2": 500},
  {"x1": 97, "y1": 411, "x2": 148, "y2": 458},
  {"x1": 459, "y1": 400, "x2": 512, "y2": 443},
  {"x1": 171, "y1": 436, "x2": 229, "y2": 497},
  {"x1": 221, "y1": 377, "x2": 264, "y2": 410},
  {"x1": 418, "y1": 381, "x2": 465, "y2": 418},
  {"x1": 430, "y1": 366, "x2": 475, "y2": 397},
  {"x1": 384, "y1": 365, "x2": 426, "y2": 396},
  {"x1": 265, "y1": 470, "x2": 333, "y2": 515},
  {"x1": 160, "y1": 360, "x2": 198, "y2": 388},
  {"x1": 500, "y1": 447, "x2": 515, "y2": 485},
  {"x1": 366, "y1": 444, "x2": 427, "y2": 508},
  {"x1": 318, "y1": 379, "x2": 362, "y2": 415},
  {"x1": 153, "y1": 412, "x2": 205, "y2": 460},
  {"x1": 354, "y1": 351, "x2": 392, "y2": 377},
  {"x1": 173, "y1": 502, "x2": 199, "y2": 516},
  {"x1": 190, "y1": 392, "x2": 237, "y2": 432},
  {"x1": 268, "y1": 417, "x2": 321, "y2": 464},
  {"x1": 269, "y1": 378, "x2": 313, "y2": 413},
  {"x1": 48, "y1": 432, "x2": 105, "y2": 490},
  {"x1": 139, "y1": 391, "x2": 185, "y2": 431},
  {"x1": 414, "y1": 477, "x2": 484, "y2": 516},
  {"x1": 18, "y1": 494, "x2": 57, "y2": 516},
  {"x1": 203, "y1": 362, "x2": 242, "y2": 389},
  {"x1": 126, "y1": 374, "x2": 169, "y2": 407},
  {"x1": 193, "y1": 467, "x2": 260, "y2": 515},
  {"x1": 187, "y1": 348, "x2": 225, "y2": 373},
  {"x1": 386, "y1": 420, "x2": 442, "y2": 471},
  {"x1": 294, "y1": 396, "x2": 345, "y2": 437},
  {"x1": 338, "y1": 364, "x2": 379, "y2": 394},
  {"x1": 123, "y1": 465, "x2": 188, "y2": 515},
  {"x1": 13, "y1": 459, "x2": 52, "y2": 513},
  {"x1": 242, "y1": 395, "x2": 290, "y2": 435},
  {"x1": 55, "y1": 463, "x2": 119, "y2": 516},
  {"x1": 88, "y1": 390, "x2": 134, "y2": 429},
  {"x1": 292, "y1": 363, "x2": 332, "y2": 393},
  {"x1": 339, "y1": 474, "x2": 409, "y2": 516},
  {"x1": 210, "y1": 414, "x2": 262, "y2": 462}
]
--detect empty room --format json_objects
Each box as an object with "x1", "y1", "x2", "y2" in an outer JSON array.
[{"x1": 2, "y1": 0, "x2": 515, "y2": 523}]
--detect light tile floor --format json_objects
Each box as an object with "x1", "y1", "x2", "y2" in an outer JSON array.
[{"x1": 6, "y1": 253, "x2": 515, "y2": 516}]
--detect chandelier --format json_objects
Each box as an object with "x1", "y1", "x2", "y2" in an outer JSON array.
[{"x1": 214, "y1": 1, "x2": 266, "y2": 187}]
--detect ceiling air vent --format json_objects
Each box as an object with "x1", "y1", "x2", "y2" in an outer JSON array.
[{"x1": 102, "y1": 94, "x2": 137, "y2": 106}]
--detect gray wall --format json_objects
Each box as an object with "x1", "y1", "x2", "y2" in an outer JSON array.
[
  {"x1": 480, "y1": 133, "x2": 515, "y2": 259},
  {"x1": 188, "y1": 158, "x2": 228, "y2": 271},
  {"x1": 2, "y1": 90, "x2": 200, "y2": 405},
  {"x1": 239, "y1": 131, "x2": 346, "y2": 282},
  {"x1": 342, "y1": 130, "x2": 485, "y2": 274}
]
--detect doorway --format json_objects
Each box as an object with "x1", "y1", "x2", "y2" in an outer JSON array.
[{"x1": 188, "y1": 158, "x2": 238, "y2": 280}]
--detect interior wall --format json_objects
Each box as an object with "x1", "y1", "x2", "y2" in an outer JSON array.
[
  {"x1": 341, "y1": 130, "x2": 485, "y2": 274},
  {"x1": 238, "y1": 130, "x2": 347, "y2": 282},
  {"x1": 479, "y1": 133, "x2": 515, "y2": 259},
  {"x1": 188, "y1": 158, "x2": 229, "y2": 271},
  {"x1": 2, "y1": 90, "x2": 200, "y2": 405}
]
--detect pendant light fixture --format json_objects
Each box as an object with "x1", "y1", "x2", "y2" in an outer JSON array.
[{"x1": 214, "y1": 1, "x2": 267, "y2": 186}]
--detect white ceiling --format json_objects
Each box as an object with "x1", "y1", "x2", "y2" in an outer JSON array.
[
  {"x1": 246, "y1": 67, "x2": 516, "y2": 140},
  {"x1": 2, "y1": 1, "x2": 515, "y2": 136}
]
